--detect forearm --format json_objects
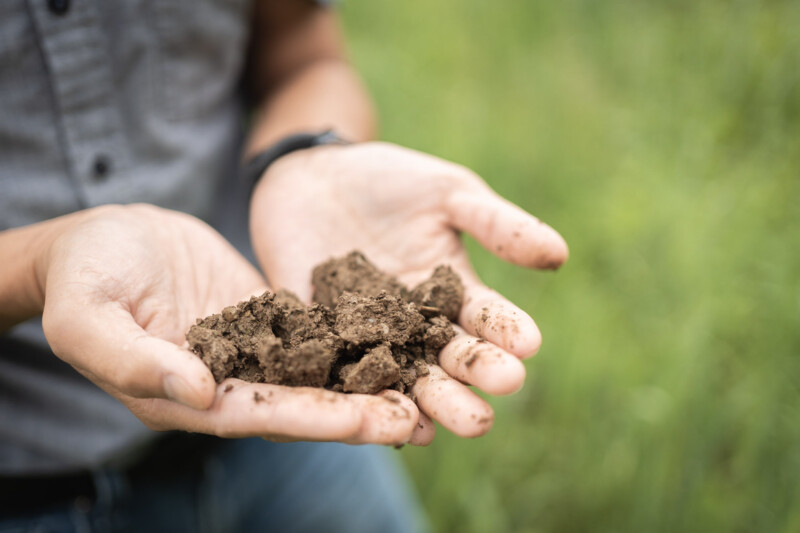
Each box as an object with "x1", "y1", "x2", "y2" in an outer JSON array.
[
  {"x1": 243, "y1": 2, "x2": 375, "y2": 158},
  {"x1": 0, "y1": 210, "x2": 90, "y2": 331},
  {"x1": 244, "y1": 59, "x2": 375, "y2": 158}
]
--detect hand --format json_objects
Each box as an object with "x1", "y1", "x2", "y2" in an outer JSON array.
[
  {"x1": 39, "y1": 204, "x2": 419, "y2": 445},
  {"x1": 250, "y1": 142, "x2": 569, "y2": 443}
]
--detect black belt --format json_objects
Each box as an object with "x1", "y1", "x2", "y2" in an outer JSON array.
[{"x1": 0, "y1": 432, "x2": 222, "y2": 518}]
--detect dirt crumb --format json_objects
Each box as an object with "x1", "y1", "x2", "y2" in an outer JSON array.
[
  {"x1": 342, "y1": 344, "x2": 401, "y2": 394},
  {"x1": 187, "y1": 251, "x2": 464, "y2": 398},
  {"x1": 334, "y1": 293, "x2": 425, "y2": 346},
  {"x1": 311, "y1": 251, "x2": 407, "y2": 308},
  {"x1": 409, "y1": 265, "x2": 464, "y2": 322}
]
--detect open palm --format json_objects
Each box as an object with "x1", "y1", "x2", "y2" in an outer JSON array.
[
  {"x1": 41, "y1": 204, "x2": 419, "y2": 445},
  {"x1": 250, "y1": 142, "x2": 569, "y2": 440}
]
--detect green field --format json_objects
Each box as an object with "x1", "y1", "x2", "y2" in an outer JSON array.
[{"x1": 342, "y1": 1, "x2": 800, "y2": 531}]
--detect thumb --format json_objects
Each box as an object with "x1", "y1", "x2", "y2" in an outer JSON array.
[
  {"x1": 43, "y1": 301, "x2": 216, "y2": 410},
  {"x1": 445, "y1": 186, "x2": 569, "y2": 270}
]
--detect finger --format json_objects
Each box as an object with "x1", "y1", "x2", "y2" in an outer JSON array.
[
  {"x1": 408, "y1": 411, "x2": 436, "y2": 447},
  {"x1": 131, "y1": 380, "x2": 362, "y2": 440},
  {"x1": 43, "y1": 301, "x2": 216, "y2": 410},
  {"x1": 458, "y1": 278, "x2": 542, "y2": 358},
  {"x1": 439, "y1": 327, "x2": 526, "y2": 395},
  {"x1": 412, "y1": 365, "x2": 494, "y2": 438},
  {"x1": 445, "y1": 187, "x2": 568, "y2": 270},
  {"x1": 128, "y1": 381, "x2": 418, "y2": 445},
  {"x1": 348, "y1": 389, "x2": 419, "y2": 445}
]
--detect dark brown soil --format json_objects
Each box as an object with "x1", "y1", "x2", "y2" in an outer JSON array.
[{"x1": 186, "y1": 251, "x2": 463, "y2": 399}]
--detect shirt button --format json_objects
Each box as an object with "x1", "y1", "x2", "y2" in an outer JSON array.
[
  {"x1": 48, "y1": 0, "x2": 70, "y2": 16},
  {"x1": 92, "y1": 155, "x2": 112, "y2": 182}
]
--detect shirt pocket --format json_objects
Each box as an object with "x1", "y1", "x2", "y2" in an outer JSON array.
[{"x1": 150, "y1": 0, "x2": 252, "y2": 122}]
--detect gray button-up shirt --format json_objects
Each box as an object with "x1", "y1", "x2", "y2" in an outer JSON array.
[{"x1": 0, "y1": 0, "x2": 256, "y2": 474}]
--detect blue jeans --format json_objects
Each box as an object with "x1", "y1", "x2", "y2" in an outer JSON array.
[{"x1": 0, "y1": 439, "x2": 429, "y2": 533}]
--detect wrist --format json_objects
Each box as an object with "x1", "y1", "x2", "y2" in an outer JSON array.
[
  {"x1": 0, "y1": 207, "x2": 111, "y2": 330},
  {"x1": 243, "y1": 130, "x2": 351, "y2": 197},
  {"x1": 32, "y1": 207, "x2": 110, "y2": 296},
  {"x1": 0, "y1": 214, "x2": 72, "y2": 329}
]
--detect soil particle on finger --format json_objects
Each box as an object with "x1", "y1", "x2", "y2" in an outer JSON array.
[
  {"x1": 382, "y1": 394, "x2": 401, "y2": 404},
  {"x1": 187, "y1": 251, "x2": 463, "y2": 398}
]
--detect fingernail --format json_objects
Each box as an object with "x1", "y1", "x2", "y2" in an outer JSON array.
[{"x1": 163, "y1": 374, "x2": 198, "y2": 408}]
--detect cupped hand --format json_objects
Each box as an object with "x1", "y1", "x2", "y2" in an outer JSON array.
[
  {"x1": 39, "y1": 204, "x2": 419, "y2": 445},
  {"x1": 250, "y1": 142, "x2": 569, "y2": 443}
]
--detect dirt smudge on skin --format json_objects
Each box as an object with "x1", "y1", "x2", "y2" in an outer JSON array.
[{"x1": 382, "y1": 395, "x2": 401, "y2": 404}]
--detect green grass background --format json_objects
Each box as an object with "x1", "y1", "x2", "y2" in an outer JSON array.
[{"x1": 341, "y1": 1, "x2": 800, "y2": 531}]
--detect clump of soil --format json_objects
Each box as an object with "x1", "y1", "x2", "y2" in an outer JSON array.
[{"x1": 186, "y1": 251, "x2": 464, "y2": 398}]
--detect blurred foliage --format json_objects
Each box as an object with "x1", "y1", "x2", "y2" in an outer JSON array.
[{"x1": 341, "y1": 0, "x2": 800, "y2": 531}]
